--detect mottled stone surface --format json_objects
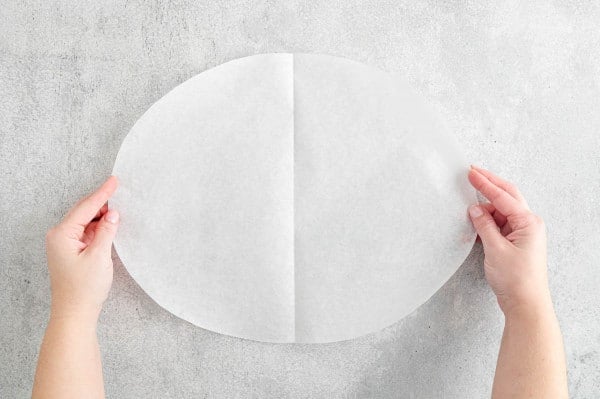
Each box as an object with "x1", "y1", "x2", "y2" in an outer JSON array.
[{"x1": 1, "y1": 1, "x2": 598, "y2": 397}]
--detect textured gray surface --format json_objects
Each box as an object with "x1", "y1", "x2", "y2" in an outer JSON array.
[{"x1": 1, "y1": 1, "x2": 599, "y2": 397}]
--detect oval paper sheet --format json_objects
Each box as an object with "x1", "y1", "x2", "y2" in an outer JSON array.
[{"x1": 110, "y1": 53, "x2": 477, "y2": 343}]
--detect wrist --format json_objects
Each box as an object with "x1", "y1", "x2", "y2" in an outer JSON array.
[
  {"x1": 46, "y1": 312, "x2": 99, "y2": 342},
  {"x1": 50, "y1": 299, "x2": 102, "y2": 327},
  {"x1": 502, "y1": 293, "x2": 556, "y2": 324}
]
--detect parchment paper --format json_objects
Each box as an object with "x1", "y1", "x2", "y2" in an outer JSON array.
[{"x1": 110, "y1": 53, "x2": 476, "y2": 343}]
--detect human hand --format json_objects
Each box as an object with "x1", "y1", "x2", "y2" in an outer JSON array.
[
  {"x1": 467, "y1": 166, "x2": 552, "y2": 318},
  {"x1": 45, "y1": 176, "x2": 120, "y2": 324}
]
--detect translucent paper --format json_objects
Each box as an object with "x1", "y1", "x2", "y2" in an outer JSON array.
[{"x1": 110, "y1": 53, "x2": 476, "y2": 343}]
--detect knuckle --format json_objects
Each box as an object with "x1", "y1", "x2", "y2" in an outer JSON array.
[
  {"x1": 45, "y1": 225, "x2": 70, "y2": 247},
  {"x1": 523, "y1": 212, "x2": 541, "y2": 225},
  {"x1": 45, "y1": 226, "x2": 60, "y2": 242},
  {"x1": 481, "y1": 181, "x2": 493, "y2": 194},
  {"x1": 513, "y1": 211, "x2": 532, "y2": 224},
  {"x1": 98, "y1": 221, "x2": 115, "y2": 234},
  {"x1": 45, "y1": 228, "x2": 55, "y2": 242},
  {"x1": 512, "y1": 211, "x2": 543, "y2": 229},
  {"x1": 479, "y1": 217, "x2": 497, "y2": 230},
  {"x1": 533, "y1": 214, "x2": 545, "y2": 228}
]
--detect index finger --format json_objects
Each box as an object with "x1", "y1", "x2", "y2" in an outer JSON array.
[
  {"x1": 63, "y1": 176, "x2": 119, "y2": 228},
  {"x1": 470, "y1": 165, "x2": 528, "y2": 205},
  {"x1": 468, "y1": 168, "x2": 527, "y2": 218}
]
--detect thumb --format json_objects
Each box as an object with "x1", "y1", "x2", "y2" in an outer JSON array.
[
  {"x1": 468, "y1": 205, "x2": 504, "y2": 249},
  {"x1": 87, "y1": 209, "x2": 119, "y2": 255}
]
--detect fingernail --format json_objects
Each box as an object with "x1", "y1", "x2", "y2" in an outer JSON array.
[
  {"x1": 468, "y1": 205, "x2": 483, "y2": 218},
  {"x1": 105, "y1": 210, "x2": 119, "y2": 224}
]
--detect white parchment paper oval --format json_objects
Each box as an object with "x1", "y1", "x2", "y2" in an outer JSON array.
[{"x1": 110, "y1": 53, "x2": 476, "y2": 343}]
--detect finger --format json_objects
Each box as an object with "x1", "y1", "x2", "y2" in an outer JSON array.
[
  {"x1": 93, "y1": 203, "x2": 109, "y2": 221},
  {"x1": 479, "y1": 202, "x2": 511, "y2": 237},
  {"x1": 81, "y1": 221, "x2": 99, "y2": 247},
  {"x1": 470, "y1": 165, "x2": 528, "y2": 205},
  {"x1": 468, "y1": 205, "x2": 505, "y2": 249},
  {"x1": 480, "y1": 202, "x2": 508, "y2": 229},
  {"x1": 63, "y1": 176, "x2": 118, "y2": 228},
  {"x1": 85, "y1": 209, "x2": 120, "y2": 255},
  {"x1": 500, "y1": 222, "x2": 513, "y2": 237},
  {"x1": 468, "y1": 168, "x2": 527, "y2": 218}
]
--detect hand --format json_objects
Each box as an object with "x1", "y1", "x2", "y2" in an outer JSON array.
[
  {"x1": 45, "y1": 176, "x2": 120, "y2": 324},
  {"x1": 467, "y1": 166, "x2": 551, "y2": 318}
]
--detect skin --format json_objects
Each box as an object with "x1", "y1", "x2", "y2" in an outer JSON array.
[
  {"x1": 467, "y1": 165, "x2": 568, "y2": 398},
  {"x1": 32, "y1": 169, "x2": 568, "y2": 398},
  {"x1": 32, "y1": 176, "x2": 119, "y2": 399}
]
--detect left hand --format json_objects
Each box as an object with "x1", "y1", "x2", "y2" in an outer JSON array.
[{"x1": 45, "y1": 176, "x2": 120, "y2": 323}]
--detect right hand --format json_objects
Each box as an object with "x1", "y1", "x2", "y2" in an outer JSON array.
[{"x1": 467, "y1": 166, "x2": 552, "y2": 317}]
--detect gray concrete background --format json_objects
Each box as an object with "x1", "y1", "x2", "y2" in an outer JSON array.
[{"x1": 1, "y1": 1, "x2": 599, "y2": 397}]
